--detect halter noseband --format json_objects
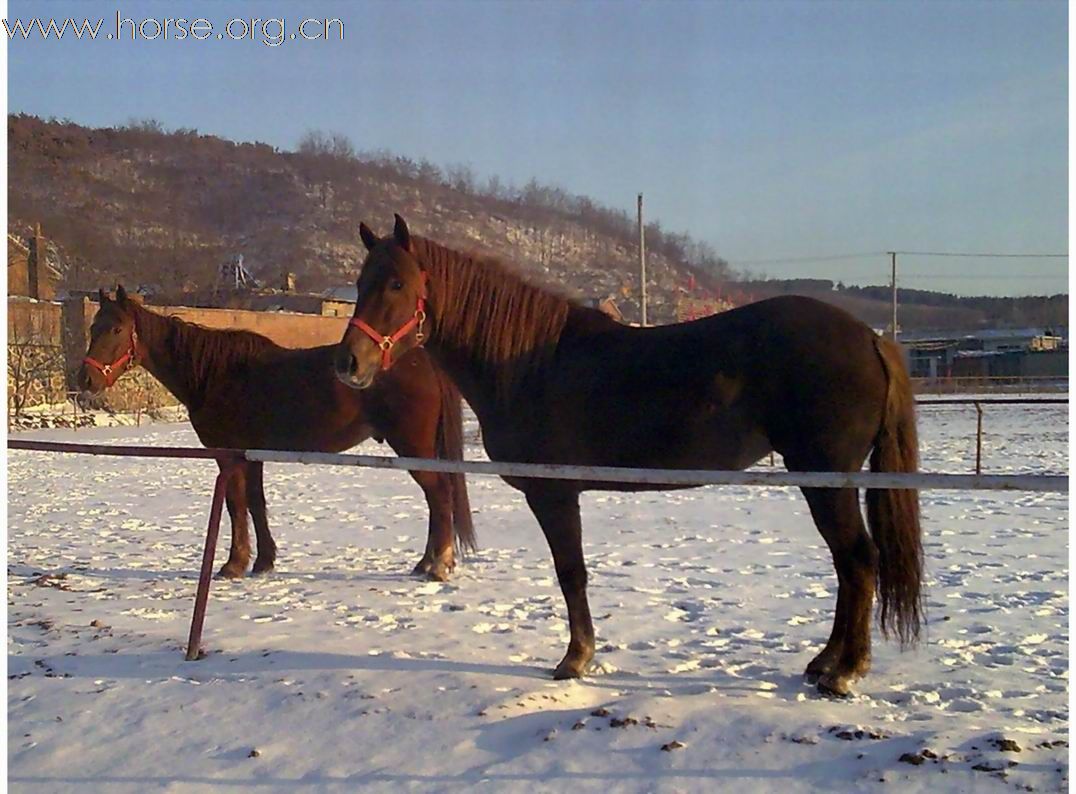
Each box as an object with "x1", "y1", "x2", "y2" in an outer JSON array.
[
  {"x1": 83, "y1": 327, "x2": 139, "y2": 387},
  {"x1": 347, "y1": 272, "x2": 428, "y2": 370}
]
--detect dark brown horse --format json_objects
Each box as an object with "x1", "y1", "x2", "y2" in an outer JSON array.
[
  {"x1": 78, "y1": 286, "x2": 474, "y2": 581},
  {"x1": 335, "y1": 215, "x2": 923, "y2": 697}
]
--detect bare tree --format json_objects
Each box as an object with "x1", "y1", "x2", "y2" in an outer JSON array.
[
  {"x1": 328, "y1": 133, "x2": 355, "y2": 160},
  {"x1": 297, "y1": 129, "x2": 330, "y2": 156},
  {"x1": 126, "y1": 117, "x2": 166, "y2": 134},
  {"x1": 445, "y1": 163, "x2": 477, "y2": 194},
  {"x1": 297, "y1": 129, "x2": 355, "y2": 161}
]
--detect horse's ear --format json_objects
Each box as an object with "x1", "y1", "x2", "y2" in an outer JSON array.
[
  {"x1": 393, "y1": 214, "x2": 412, "y2": 252},
  {"x1": 98, "y1": 288, "x2": 108, "y2": 304},
  {"x1": 116, "y1": 284, "x2": 128, "y2": 304},
  {"x1": 359, "y1": 222, "x2": 379, "y2": 252}
]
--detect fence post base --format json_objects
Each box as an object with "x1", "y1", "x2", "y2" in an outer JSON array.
[
  {"x1": 185, "y1": 456, "x2": 242, "y2": 661},
  {"x1": 974, "y1": 402, "x2": 984, "y2": 476}
]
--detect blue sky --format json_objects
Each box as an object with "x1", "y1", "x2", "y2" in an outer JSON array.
[{"x1": 6, "y1": 0, "x2": 1068, "y2": 295}]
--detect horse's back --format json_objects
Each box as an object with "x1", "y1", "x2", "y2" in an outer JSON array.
[
  {"x1": 692, "y1": 295, "x2": 891, "y2": 469},
  {"x1": 534, "y1": 295, "x2": 890, "y2": 477},
  {"x1": 193, "y1": 344, "x2": 447, "y2": 452}
]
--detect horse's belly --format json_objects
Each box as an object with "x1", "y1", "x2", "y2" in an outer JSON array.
[
  {"x1": 668, "y1": 402, "x2": 770, "y2": 469},
  {"x1": 704, "y1": 425, "x2": 772, "y2": 470},
  {"x1": 284, "y1": 419, "x2": 374, "y2": 453}
]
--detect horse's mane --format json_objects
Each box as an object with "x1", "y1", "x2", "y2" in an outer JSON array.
[
  {"x1": 413, "y1": 236, "x2": 574, "y2": 402},
  {"x1": 133, "y1": 302, "x2": 283, "y2": 402}
]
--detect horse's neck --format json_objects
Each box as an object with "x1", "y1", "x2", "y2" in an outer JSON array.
[
  {"x1": 423, "y1": 255, "x2": 612, "y2": 429},
  {"x1": 425, "y1": 344, "x2": 502, "y2": 427},
  {"x1": 133, "y1": 307, "x2": 202, "y2": 408}
]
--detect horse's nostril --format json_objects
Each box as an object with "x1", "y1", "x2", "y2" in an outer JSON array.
[
  {"x1": 334, "y1": 350, "x2": 360, "y2": 379},
  {"x1": 334, "y1": 351, "x2": 348, "y2": 375}
]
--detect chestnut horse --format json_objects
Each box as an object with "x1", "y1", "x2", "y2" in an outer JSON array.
[
  {"x1": 78, "y1": 286, "x2": 474, "y2": 582},
  {"x1": 334, "y1": 215, "x2": 923, "y2": 696}
]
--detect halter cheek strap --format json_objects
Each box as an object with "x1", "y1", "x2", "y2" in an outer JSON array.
[
  {"x1": 83, "y1": 328, "x2": 139, "y2": 387},
  {"x1": 347, "y1": 273, "x2": 428, "y2": 371}
]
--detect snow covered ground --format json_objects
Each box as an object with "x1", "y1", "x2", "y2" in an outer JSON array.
[{"x1": 8, "y1": 401, "x2": 1068, "y2": 792}]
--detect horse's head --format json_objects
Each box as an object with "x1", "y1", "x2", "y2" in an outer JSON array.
[
  {"x1": 335, "y1": 214, "x2": 429, "y2": 389},
  {"x1": 77, "y1": 285, "x2": 141, "y2": 393}
]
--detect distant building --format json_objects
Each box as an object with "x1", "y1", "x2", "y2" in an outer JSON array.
[
  {"x1": 900, "y1": 328, "x2": 1068, "y2": 379},
  {"x1": 167, "y1": 257, "x2": 356, "y2": 316},
  {"x1": 8, "y1": 225, "x2": 61, "y2": 301},
  {"x1": 586, "y1": 295, "x2": 624, "y2": 323}
]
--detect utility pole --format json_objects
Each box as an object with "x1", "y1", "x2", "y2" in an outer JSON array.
[
  {"x1": 638, "y1": 193, "x2": 647, "y2": 326},
  {"x1": 888, "y1": 251, "x2": 898, "y2": 340}
]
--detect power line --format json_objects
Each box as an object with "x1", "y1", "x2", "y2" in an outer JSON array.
[
  {"x1": 900, "y1": 273, "x2": 1067, "y2": 280},
  {"x1": 730, "y1": 252, "x2": 885, "y2": 266},
  {"x1": 893, "y1": 250, "x2": 1068, "y2": 259},
  {"x1": 730, "y1": 250, "x2": 1068, "y2": 268}
]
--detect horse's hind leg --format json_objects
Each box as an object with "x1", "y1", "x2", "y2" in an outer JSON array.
[
  {"x1": 800, "y1": 486, "x2": 878, "y2": 696},
  {"x1": 247, "y1": 462, "x2": 276, "y2": 575},
  {"x1": 217, "y1": 463, "x2": 251, "y2": 579}
]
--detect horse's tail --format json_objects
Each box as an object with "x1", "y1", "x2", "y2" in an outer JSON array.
[
  {"x1": 867, "y1": 336, "x2": 924, "y2": 647},
  {"x1": 434, "y1": 365, "x2": 477, "y2": 556}
]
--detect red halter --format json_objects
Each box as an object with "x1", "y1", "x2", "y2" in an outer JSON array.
[
  {"x1": 83, "y1": 328, "x2": 139, "y2": 387},
  {"x1": 347, "y1": 273, "x2": 428, "y2": 370}
]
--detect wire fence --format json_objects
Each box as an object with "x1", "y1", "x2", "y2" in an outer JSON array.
[{"x1": 911, "y1": 376, "x2": 1068, "y2": 395}]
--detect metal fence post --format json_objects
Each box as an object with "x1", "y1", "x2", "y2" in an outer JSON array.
[
  {"x1": 185, "y1": 456, "x2": 241, "y2": 661},
  {"x1": 974, "y1": 401, "x2": 984, "y2": 476}
]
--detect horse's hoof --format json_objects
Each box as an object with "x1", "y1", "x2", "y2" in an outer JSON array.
[
  {"x1": 552, "y1": 653, "x2": 593, "y2": 680},
  {"x1": 803, "y1": 657, "x2": 835, "y2": 684},
  {"x1": 251, "y1": 562, "x2": 275, "y2": 576},
  {"x1": 216, "y1": 565, "x2": 246, "y2": 579},
  {"x1": 411, "y1": 559, "x2": 433, "y2": 577},
  {"x1": 552, "y1": 664, "x2": 582, "y2": 680},
  {"x1": 817, "y1": 673, "x2": 854, "y2": 698},
  {"x1": 425, "y1": 565, "x2": 451, "y2": 583},
  {"x1": 413, "y1": 556, "x2": 454, "y2": 582}
]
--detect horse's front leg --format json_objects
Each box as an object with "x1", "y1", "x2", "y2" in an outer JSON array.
[
  {"x1": 526, "y1": 487, "x2": 595, "y2": 679},
  {"x1": 382, "y1": 412, "x2": 457, "y2": 582},
  {"x1": 407, "y1": 469, "x2": 456, "y2": 582}
]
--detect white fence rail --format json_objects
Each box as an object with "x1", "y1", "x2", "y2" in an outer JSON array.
[
  {"x1": 246, "y1": 450, "x2": 1067, "y2": 493},
  {"x1": 8, "y1": 440, "x2": 1066, "y2": 493}
]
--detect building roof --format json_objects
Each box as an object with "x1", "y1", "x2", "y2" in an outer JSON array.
[
  {"x1": 899, "y1": 327, "x2": 1064, "y2": 344},
  {"x1": 323, "y1": 286, "x2": 358, "y2": 302},
  {"x1": 7, "y1": 233, "x2": 29, "y2": 255}
]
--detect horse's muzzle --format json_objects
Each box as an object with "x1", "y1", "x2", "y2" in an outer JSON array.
[
  {"x1": 334, "y1": 346, "x2": 376, "y2": 390},
  {"x1": 76, "y1": 364, "x2": 103, "y2": 395}
]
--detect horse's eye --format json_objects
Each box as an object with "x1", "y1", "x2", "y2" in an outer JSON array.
[
  {"x1": 390, "y1": 280, "x2": 404, "y2": 291},
  {"x1": 112, "y1": 327, "x2": 122, "y2": 335}
]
